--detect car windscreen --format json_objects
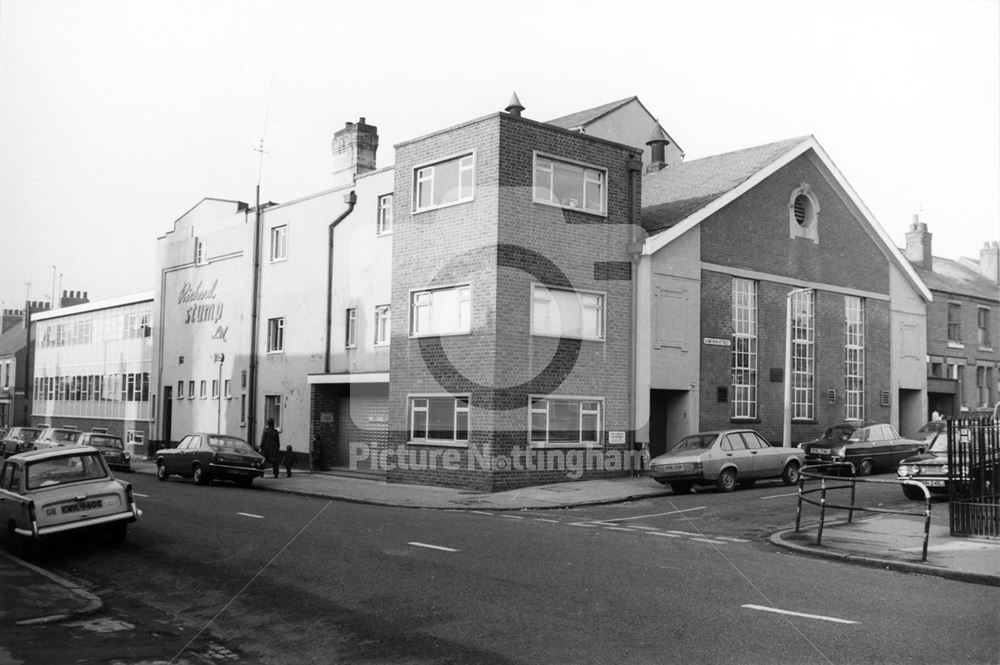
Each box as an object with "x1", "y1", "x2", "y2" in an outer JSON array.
[
  {"x1": 671, "y1": 434, "x2": 716, "y2": 452},
  {"x1": 15, "y1": 429, "x2": 42, "y2": 442},
  {"x1": 206, "y1": 436, "x2": 254, "y2": 454},
  {"x1": 49, "y1": 430, "x2": 81, "y2": 443},
  {"x1": 26, "y1": 454, "x2": 109, "y2": 489},
  {"x1": 822, "y1": 425, "x2": 854, "y2": 441},
  {"x1": 917, "y1": 421, "x2": 947, "y2": 435},
  {"x1": 89, "y1": 436, "x2": 124, "y2": 450}
]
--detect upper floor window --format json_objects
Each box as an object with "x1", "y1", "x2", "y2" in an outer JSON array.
[
  {"x1": 531, "y1": 284, "x2": 604, "y2": 341},
  {"x1": 978, "y1": 307, "x2": 991, "y2": 348},
  {"x1": 270, "y1": 225, "x2": 288, "y2": 261},
  {"x1": 377, "y1": 194, "x2": 393, "y2": 235},
  {"x1": 194, "y1": 238, "x2": 207, "y2": 265},
  {"x1": 947, "y1": 303, "x2": 962, "y2": 343},
  {"x1": 374, "y1": 305, "x2": 391, "y2": 346},
  {"x1": 410, "y1": 284, "x2": 471, "y2": 337},
  {"x1": 267, "y1": 317, "x2": 284, "y2": 353},
  {"x1": 345, "y1": 308, "x2": 357, "y2": 348},
  {"x1": 413, "y1": 153, "x2": 474, "y2": 212},
  {"x1": 533, "y1": 154, "x2": 606, "y2": 214}
]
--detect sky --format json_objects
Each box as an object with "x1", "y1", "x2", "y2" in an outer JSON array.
[{"x1": 1, "y1": 0, "x2": 998, "y2": 311}]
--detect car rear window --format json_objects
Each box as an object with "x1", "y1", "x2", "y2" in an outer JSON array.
[
  {"x1": 89, "y1": 435, "x2": 124, "y2": 450},
  {"x1": 26, "y1": 453, "x2": 109, "y2": 489},
  {"x1": 13, "y1": 428, "x2": 42, "y2": 442},
  {"x1": 49, "y1": 430, "x2": 82, "y2": 443},
  {"x1": 206, "y1": 436, "x2": 254, "y2": 454}
]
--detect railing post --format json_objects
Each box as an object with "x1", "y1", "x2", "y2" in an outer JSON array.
[
  {"x1": 921, "y1": 494, "x2": 931, "y2": 563},
  {"x1": 795, "y1": 471, "x2": 804, "y2": 532},
  {"x1": 817, "y1": 477, "x2": 827, "y2": 546},
  {"x1": 848, "y1": 476, "x2": 857, "y2": 523}
]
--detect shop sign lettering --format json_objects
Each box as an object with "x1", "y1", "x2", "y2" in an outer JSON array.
[{"x1": 178, "y1": 279, "x2": 227, "y2": 340}]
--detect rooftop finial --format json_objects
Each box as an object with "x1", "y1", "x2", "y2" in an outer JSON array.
[{"x1": 505, "y1": 92, "x2": 525, "y2": 119}]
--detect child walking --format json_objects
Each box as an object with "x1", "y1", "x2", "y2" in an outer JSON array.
[{"x1": 281, "y1": 445, "x2": 296, "y2": 478}]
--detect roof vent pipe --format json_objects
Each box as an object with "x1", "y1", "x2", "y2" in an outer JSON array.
[{"x1": 505, "y1": 92, "x2": 524, "y2": 119}]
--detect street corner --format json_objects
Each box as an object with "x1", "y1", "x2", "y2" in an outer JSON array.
[{"x1": 0, "y1": 550, "x2": 102, "y2": 626}]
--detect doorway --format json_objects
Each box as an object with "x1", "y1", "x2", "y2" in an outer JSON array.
[{"x1": 649, "y1": 389, "x2": 690, "y2": 458}]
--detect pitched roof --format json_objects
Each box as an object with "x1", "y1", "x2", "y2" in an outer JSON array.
[
  {"x1": 0, "y1": 325, "x2": 26, "y2": 357},
  {"x1": 641, "y1": 136, "x2": 808, "y2": 233},
  {"x1": 640, "y1": 135, "x2": 932, "y2": 302},
  {"x1": 909, "y1": 256, "x2": 999, "y2": 302},
  {"x1": 546, "y1": 97, "x2": 637, "y2": 130}
]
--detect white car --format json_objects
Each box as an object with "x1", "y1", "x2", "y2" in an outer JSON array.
[{"x1": 0, "y1": 446, "x2": 141, "y2": 557}]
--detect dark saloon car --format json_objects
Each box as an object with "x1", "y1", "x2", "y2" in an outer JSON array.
[
  {"x1": 1, "y1": 426, "x2": 44, "y2": 457},
  {"x1": 78, "y1": 433, "x2": 131, "y2": 472},
  {"x1": 155, "y1": 434, "x2": 265, "y2": 487},
  {"x1": 897, "y1": 422, "x2": 950, "y2": 500},
  {"x1": 799, "y1": 423, "x2": 925, "y2": 476},
  {"x1": 649, "y1": 429, "x2": 804, "y2": 493}
]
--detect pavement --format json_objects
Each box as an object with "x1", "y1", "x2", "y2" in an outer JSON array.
[{"x1": 3, "y1": 458, "x2": 999, "y2": 627}]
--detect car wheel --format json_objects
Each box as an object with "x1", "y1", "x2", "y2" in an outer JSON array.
[
  {"x1": 716, "y1": 468, "x2": 737, "y2": 492},
  {"x1": 856, "y1": 459, "x2": 874, "y2": 477},
  {"x1": 670, "y1": 481, "x2": 693, "y2": 494},
  {"x1": 108, "y1": 522, "x2": 127, "y2": 543},
  {"x1": 902, "y1": 484, "x2": 925, "y2": 501},
  {"x1": 193, "y1": 464, "x2": 210, "y2": 485},
  {"x1": 156, "y1": 462, "x2": 170, "y2": 481},
  {"x1": 781, "y1": 461, "x2": 800, "y2": 485}
]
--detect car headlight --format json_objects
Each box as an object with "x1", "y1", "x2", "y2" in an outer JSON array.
[
  {"x1": 124, "y1": 453, "x2": 131, "y2": 461},
  {"x1": 941, "y1": 464, "x2": 948, "y2": 474},
  {"x1": 900, "y1": 465, "x2": 920, "y2": 476}
]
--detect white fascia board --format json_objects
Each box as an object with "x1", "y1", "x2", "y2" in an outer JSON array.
[{"x1": 306, "y1": 372, "x2": 390, "y2": 385}]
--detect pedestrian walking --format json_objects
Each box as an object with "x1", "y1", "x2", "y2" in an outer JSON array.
[
  {"x1": 282, "y1": 445, "x2": 295, "y2": 478},
  {"x1": 260, "y1": 418, "x2": 281, "y2": 478}
]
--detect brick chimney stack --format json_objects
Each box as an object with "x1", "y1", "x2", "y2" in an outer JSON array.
[
  {"x1": 979, "y1": 240, "x2": 999, "y2": 285},
  {"x1": 331, "y1": 117, "x2": 379, "y2": 188},
  {"x1": 2, "y1": 308, "x2": 24, "y2": 333},
  {"x1": 59, "y1": 290, "x2": 89, "y2": 308},
  {"x1": 904, "y1": 215, "x2": 932, "y2": 269}
]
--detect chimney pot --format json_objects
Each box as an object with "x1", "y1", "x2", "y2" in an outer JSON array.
[{"x1": 505, "y1": 92, "x2": 525, "y2": 119}]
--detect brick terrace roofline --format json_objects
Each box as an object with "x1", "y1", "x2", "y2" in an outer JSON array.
[{"x1": 393, "y1": 112, "x2": 643, "y2": 155}]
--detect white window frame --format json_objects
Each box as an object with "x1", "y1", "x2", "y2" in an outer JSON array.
[
  {"x1": 374, "y1": 305, "x2": 390, "y2": 346},
  {"x1": 412, "y1": 152, "x2": 475, "y2": 213},
  {"x1": 264, "y1": 394, "x2": 282, "y2": 431},
  {"x1": 791, "y1": 289, "x2": 815, "y2": 421},
  {"x1": 532, "y1": 152, "x2": 607, "y2": 215},
  {"x1": 211, "y1": 379, "x2": 220, "y2": 399},
  {"x1": 530, "y1": 284, "x2": 605, "y2": 341},
  {"x1": 270, "y1": 225, "x2": 288, "y2": 262},
  {"x1": 224, "y1": 379, "x2": 232, "y2": 399},
  {"x1": 408, "y1": 394, "x2": 469, "y2": 446},
  {"x1": 377, "y1": 194, "x2": 393, "y2": 235},
  {"x1": 188, "y1": 380, "x2": 195, "y2": 400},
  {"x1": 195, "y1": 238, "x2": 207, "y2": 265},
  {"x1": 199, "y1": 380, "x2": 207, "y2": 399},
  {"x1": 267, "y1": 317, "x2": 284, "y2": 353},
  {"x1": 978, "y1": 307, "x2": 991, "y2": 348},
  {"x1": 345, "y1": 308, "x2": 357, "y2": 349},
  {"x1": 731, "y1": 278, "x2": 758, "y2": 420},
  {"x1": 529, "y1": 396, "x2": 603, "y2": 447},
  {"x1": 409, "y1": 284, "x2": 471, "y2": 337},
  {"x1": 845, "y1": 296, "x2": 866, "y2": 422}
]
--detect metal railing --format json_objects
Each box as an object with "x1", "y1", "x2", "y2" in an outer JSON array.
[{"x1": 795, "y1": 462, "x2": 933, "y2": 562}]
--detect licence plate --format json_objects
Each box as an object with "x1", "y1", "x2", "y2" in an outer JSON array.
[
  {"x1": 62, "y1": 499, "x2": 102, "y2": 514},
  {"x1": 659, "y1": 464, "x2": 683, "y2": 472},
  {"x1": 812, "y1": 448, "x2": 830, "y2": 455},
  {"x1": 924, "y1": 479, "x2": 945, "y2": 487}
]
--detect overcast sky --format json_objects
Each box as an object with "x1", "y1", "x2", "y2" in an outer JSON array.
[{"x1": 1, "y1": 0, "x2": 998, "y2": 311}]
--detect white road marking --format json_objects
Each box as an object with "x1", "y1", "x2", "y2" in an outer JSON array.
[
  {"x1": 237, "y1": 512, "x2": 264, "y2": 519},
  {"x1": 471, "y1": 511, "x2": 495, "y2": 516},
  {"x1": 604, "y1": 507, "x2": 707, "y2": 522},
  {"x1": 761, "y1": 492, "x2": 799, "y2": 500},
  {"x1": 133, "y1": 492, "x2": 149, "y2": 498},
  {"x1": 408, "y1": 542, "x2": 459, "y2": 553},
  {"x1": 534, "y1": 518, "x2": 560, "y2": 523},
  {"x1": 568, "y1": 522, "x2": 599, "y2": 527},
  {"x1": 647, "y1": 532, "x2": 680, "y2": 538},
  {"x1": 501, "y1": 514, "x2": 525, "y2": 519},
  {"x1": 742, "y1": 604, "x2": 858, "y2": 624},
  {"x1": 690, "y1": 537, "x2": 730, "y2": 544},
  {"x1": 716, "y1": 536, "x2": 751, "y2": 543},
  {"x1": 665, "y1": 530, "x2": 702, "y2": 536},
  {"x1": 631, "y1": 525, "x2": 659, "y2": 530},
  {"x1": 603, "y1": 527, "x2": 635, "y2": 532}
]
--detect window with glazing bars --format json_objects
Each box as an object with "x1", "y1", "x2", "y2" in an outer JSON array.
[
  {"x1": 791, "y1": 290, "x2": 815, "y2": 420},
  {"x1": 845, "y1": 296, "x2": 865, "y2": 421},
  {"x1": 731, "y1": 279, "x2": 758, "y2": 419}
]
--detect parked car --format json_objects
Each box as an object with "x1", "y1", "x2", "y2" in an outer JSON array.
[
  {"x1": 78, "y1": 433, "x2": 131, "y2": 472},
  {"x1": 897, "y1": 422, "x2": 950, "y2": 500},
  {"x1": 155, "y1": 434, "x2": 265, "y2": 487},
  {"x1": 798, "y1": 423, "x2": 925, "y2": 476},
  {"x1": 1, "y1": 427, "x2": 44, "y2": 457},
  {"x1": 648, "y1": 429, "x2": 804, "y2": 493},
  {"x1": 0, "y1": 446, "x2": 141, "y2": 556},
  {"x1": 34, "y1": 427, "x2": 85, "y2": 451}
]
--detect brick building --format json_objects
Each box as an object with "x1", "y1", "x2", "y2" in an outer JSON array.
[{"x1": 903, "y1": 221, "x2": 999, "y2": 416}]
